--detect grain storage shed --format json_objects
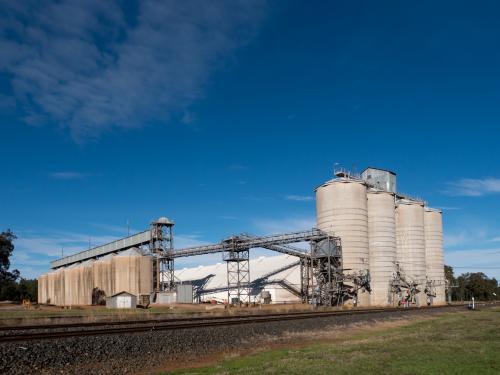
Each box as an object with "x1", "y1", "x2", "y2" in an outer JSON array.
[{"x1": 106, "y1": 291, "x2": 137, "y2": 309}]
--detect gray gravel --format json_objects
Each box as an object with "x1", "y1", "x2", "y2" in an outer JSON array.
[{"x1": 0, "y1": 307, "x2": 465, "y2": 374}]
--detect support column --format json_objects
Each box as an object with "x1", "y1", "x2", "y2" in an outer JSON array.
[
  {"x1": 149, "y1": 218, "x2": 175, "y2": 292},
  {"x1": 223, "y1": 249, "x2": 250, "y2": 304},
  {"x1": 300, "y1": 258, "x2": 311, "y2": 303}
]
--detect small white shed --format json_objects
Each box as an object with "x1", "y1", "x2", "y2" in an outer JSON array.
[{"x1": 106, "y1": 291, "x2": 137, "y2": 309}]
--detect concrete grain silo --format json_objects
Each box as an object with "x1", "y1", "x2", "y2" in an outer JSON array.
[
  {"x1": 79, "y1": 260, "x2": 94, "y2": 305},
  {"x1": 139, "y1": 254, "x2": 153, "y2": 296},
  {"x1": 46, "y1": 270, "x2": 55, "y2": 305},
  {"x1": 113, "y1": 248, "x2": 153, "y2": 297},
  {"x1": 64, "y1": 263, "x2": 80, "y2": 306},
  {"x1": 396, "y1": 199, "x2": 427, "y2": 306},
  {"x1": 367, "y1": 190, "x2": 396, "y2": 306},
  {"x1": 37, "y1": 274, "x2": 47, "y2": 304},
  {"x1": 316, "y1": 177, "x2": 370, "y2": 306},
  {"x1": 53, "y1": 267, "x2": 65, "y2": 306},
  {"x1": 424, "y1": 208, "x2": 446, "y2": 304},
  {"x1": 93, "y1": 254, "x2": 115, "y2": 299}
]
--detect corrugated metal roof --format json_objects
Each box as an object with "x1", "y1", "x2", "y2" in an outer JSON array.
[{"x1": 175, "y1": 254, "x2": 301, "y2": 290}]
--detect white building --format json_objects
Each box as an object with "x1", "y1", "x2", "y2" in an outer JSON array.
[{"x1": 175, "y1": 254, "x2": 303, "y2": 304}]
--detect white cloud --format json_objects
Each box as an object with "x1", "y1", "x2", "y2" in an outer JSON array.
[
  {"x1": 49, "y1": 171, "x2": 87, "y2": 180},
  {"x1": 444, "y1": 232, "x2": 467, "y2": 248},
  {"x1": 445, "y1": 248, "x2": 500, "y2": 280},
  {"x1": 285, "y1": 195, "x2": 315, "y2": 202},
  {"x1": 0, "y1": 0, "x2": 266, "y2": 140},
  {"x1": 447, "y1": 178, "x2": 500, "y2": 196},
  {"x1": 444, "y1": 227, "x2": 491, "y2": 249},
  {"x1": 11, "y1": 230, "x2": 121, "y2": 278},
  {"x1": 11, "y1": 229, "x2": 211, "y2": 278},
  {"x1": 254, "y1": 217, "x2": 316, "y2": 235},
  {"x1": 175, "y1": 234, "x2": 210, "y2": 249}
]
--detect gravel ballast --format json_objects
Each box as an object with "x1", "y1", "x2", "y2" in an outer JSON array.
[{"x1": 0, "y1": 306, "x2": 466, "y2": 374}]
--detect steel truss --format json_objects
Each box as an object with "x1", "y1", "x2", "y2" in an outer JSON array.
[
  {"x1": 222, "y1": 237, "x2": 250, "y2": 304},
  {"x1": 56, "y1": 221, "x2": 372, "y2": 306},
  {"x1": 169, "y1": 230, "x2": 370, "y2": 307},
  {"x1": 308, "y1": 238, "x2": 370, "y2": 306}
]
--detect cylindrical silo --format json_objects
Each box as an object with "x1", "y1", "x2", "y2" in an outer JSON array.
[
  {"x1": 53, "y1": 268, "x2": 65, "y2": 306},
  {"x1": 367, "y1": 190, "x2": 396, "y2": 306},
  {"x1": 316, "y1": 178, "x2": 370, "y2": 306},
  {"x1": 396, "y1": 199, "x2": 426, "y2": 306},
  {"x1": 93, "y1": 254, "x2": 115, "y2": 299},
  {"x1": 64, "y1": 263, "x2": 79, "y2": 306},
  {"x1": 113, "y1": 248, "x2": 141, "y2": 297},
  {"x1": 79, "y1": 260, "x2": 94, "y2": 305},
  {"x1": 424, "y1": 208, "x2": 446, "y2": 305},
  {"x1": 46, "y1": 270, "x2": 55, "y2": 305},
  {"x1": 139, "y1": 255, "x2": 153, "y2": 296},
  {"x1": 37, "y1": 274, "x2": 47, "y2": 304}
]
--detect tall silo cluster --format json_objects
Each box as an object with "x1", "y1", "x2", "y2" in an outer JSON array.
[
  {"x1": 316, "y1": 176, "x2": 370, "y2": 306},
  {"x1": 38, "y1": 248, "x2": 152, "y2": 306},
  {"x1": 316, "y1": 167, "x2": 446, "y2": 307},
  {"x1": 367, "y1": 190, "x2": 396, "y2": 306},
  {"x1": 424, "y1": 208, "x2": 446, "y2": 303}
]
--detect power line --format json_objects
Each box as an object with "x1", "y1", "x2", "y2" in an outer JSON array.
[{"x1": 451, "y1": 266, "x2": 500, "y2": 269}]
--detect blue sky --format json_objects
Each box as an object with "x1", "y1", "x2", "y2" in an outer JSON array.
[{"x1": 1, "y1": 0, "x2": 499, "y2": 279}]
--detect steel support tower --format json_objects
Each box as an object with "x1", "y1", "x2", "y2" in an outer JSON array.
[
  {"x1": 149, "y1": 218, "x2": 175, "y2": 291},
  {"x1": 222, "y1": 237, "x2": 250, "y2": 304}
]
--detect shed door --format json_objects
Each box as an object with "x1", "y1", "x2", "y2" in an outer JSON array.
[{"x1": 117, "y1": 296, "x2": 129, "y2": 308}]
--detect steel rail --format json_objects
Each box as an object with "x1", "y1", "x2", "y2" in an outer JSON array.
[{"x1": 0, "y1": 304, "x2": 473, "y2": 343}]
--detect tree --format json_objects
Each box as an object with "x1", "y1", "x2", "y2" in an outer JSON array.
[
  {"x1": 17, "y1": 278, "x2": 38, "y2": 301},
  {"x1": 0, "y1": 230, "x2": 19, "y2": 282},
  {"x1": 454, "y1": 272, "x2": 498, "y2": 301},
  {"x1": 0, "y1": 230, "x2": 38, "y2": 302},
  {"x1": 0, "y1": 230, "x2": 21, "y2": 301}
]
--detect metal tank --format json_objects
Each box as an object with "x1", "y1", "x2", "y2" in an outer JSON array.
[
  {"x1": 367, "y1": 190, "x2": 396, "y2": 306},
  {"x1": 424, "y1": 208, "x2": 446, "y2": 305},
  {"x1": 316, "y1": 177, "x2": 370, "y2": 306},
  {"x1": 396, "y1": 199, "x2": 427, "y2": 306}
]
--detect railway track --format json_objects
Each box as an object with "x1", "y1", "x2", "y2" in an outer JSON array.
[{"x1": 0, "y1": 303, "x2": 482, "y2": 343}]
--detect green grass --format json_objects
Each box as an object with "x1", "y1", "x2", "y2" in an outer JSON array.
[{"x1": 171, "y1": 308, "x2": 500, "y2": 375}]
